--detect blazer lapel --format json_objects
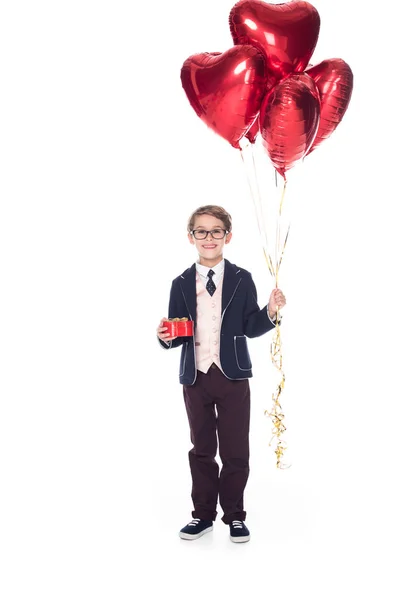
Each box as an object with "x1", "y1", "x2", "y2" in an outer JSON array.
[
  {"x1": 178, "y1": 263, "x2": 197, "y2": 321},
  {"x1": 222, "y1": 259, "x2": 242, "y2": 312}
]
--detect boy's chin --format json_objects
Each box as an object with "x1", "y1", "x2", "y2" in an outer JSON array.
[{"x1": 201, "y1": 251, "x2": 222, "y2": 259}]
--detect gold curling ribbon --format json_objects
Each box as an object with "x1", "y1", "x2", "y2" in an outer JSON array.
[{"x1": 240, "y1": 139, "x2": 290, "y2": 469}]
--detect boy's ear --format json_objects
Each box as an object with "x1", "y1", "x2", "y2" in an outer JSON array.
[
  {"x1": 188, "y1": 232, "x2": 195, "y2": 245},
  {"x1": 225, "y1": 232, "x2": 233, "y2": 244}
]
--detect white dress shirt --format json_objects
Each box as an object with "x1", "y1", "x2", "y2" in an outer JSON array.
[{"x1": 195, "y1": 259, "x2": 225, "y2": 289}]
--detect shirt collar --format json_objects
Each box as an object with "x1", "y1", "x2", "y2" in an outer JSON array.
[{"x1": 196, "y1": 258, "x2": 225, "y2": 278}]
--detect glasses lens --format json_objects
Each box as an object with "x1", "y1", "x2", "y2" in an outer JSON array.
[
  {"x1": 193, "y1": 230, "x2": 207, "y2": 240},
  {"x1": 211, "y1": 229, "x2": 225, "y2": 239}
]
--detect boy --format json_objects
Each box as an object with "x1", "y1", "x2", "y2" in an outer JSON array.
[{"x1": 157, "y1": 205, "x2": 286, "y2": 543}]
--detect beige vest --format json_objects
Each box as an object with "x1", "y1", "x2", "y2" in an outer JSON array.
[{"x1": 195, "y1": 272, "x2": 223, "y2": 374}]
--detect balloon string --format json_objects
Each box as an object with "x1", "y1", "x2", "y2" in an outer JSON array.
[
  {"x1": 239, "y1": 144, "x2": 274, "y2": 278},
  {"x1": 275, "y1": 178, "x2": 289, "y2": 287},
  {"x1": 266, "y1": 177, "x2": 290, "y2": 469},
  {"x1": 250, "y1": 143, "x2": 267, "y2": 230},
  {"x1": 240, "y1": 141, "x2": 290, "y2": 469}
]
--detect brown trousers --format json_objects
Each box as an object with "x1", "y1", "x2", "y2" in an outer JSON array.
[{"x1": 183, "y1": 364, "x2": 250, "y2": 524}]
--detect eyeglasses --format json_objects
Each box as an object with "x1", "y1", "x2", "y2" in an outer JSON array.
[{"x1": 190, "y1": 228, "x2": 228, "y2": 240}]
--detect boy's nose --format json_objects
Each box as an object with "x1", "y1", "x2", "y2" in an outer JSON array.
[{"x1": 206, "y1": 232, "x2": 213, "y2": 240}]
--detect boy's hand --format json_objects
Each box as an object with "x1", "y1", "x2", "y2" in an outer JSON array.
[
  {"x1": 268, "y1": 289, "x2": 286, "y2": 319},
  {"x1": 157, "y1": 318, "x2": 178, "y2": 343}
]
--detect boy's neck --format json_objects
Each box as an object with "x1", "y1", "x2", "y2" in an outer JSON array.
[{"x1": 198, "y1": 255, "x2": 224, "y2": 268}]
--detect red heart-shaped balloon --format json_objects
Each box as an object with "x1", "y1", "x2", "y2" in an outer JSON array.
[
  {"x1": 229, "y1": 0, "x2": 320, "y2": 83},
  {"x1": 305, "y1": 58, "x2": 353, "y2": 155},
  {"x1": 181, "y1": 45, "x2": 267, "y2": 149},
  {"x1": 260, "y1": 72, "x2": 320, "y2": 178},
  {"x1": 246, "y1": 116, "x2": 259, "y2": 143}
]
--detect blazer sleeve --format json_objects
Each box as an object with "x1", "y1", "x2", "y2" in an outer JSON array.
[
  {"x1": 243, "y1": 275, "x2": 278, "y2": 338},
  {"x1": 158, "y1": 280, "x2": 185, "y2": 350}
]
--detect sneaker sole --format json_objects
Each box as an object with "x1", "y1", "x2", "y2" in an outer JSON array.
[
  {"x1": 179, "y1": 526, "x2": 213, "y2": 540},
  {"x1": 230, "y1": 535, "x2": 250, "y2": 543}
]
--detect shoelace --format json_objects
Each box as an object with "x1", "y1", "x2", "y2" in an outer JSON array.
[
  {"x1": 187, "y1": 518, "x2": 201, "y2": 527},
  {"x1": 231, "y1": 520, "x2": 244, "y2": 529}
]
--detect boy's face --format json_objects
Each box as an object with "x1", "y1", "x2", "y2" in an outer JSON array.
[{"x1": 188, "y1": 214, "x2": 232, "y2": 267}]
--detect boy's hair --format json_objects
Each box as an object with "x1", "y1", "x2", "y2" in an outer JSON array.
[{"x1": 187, "y1": 205, "x2": 232, "y2": 233}]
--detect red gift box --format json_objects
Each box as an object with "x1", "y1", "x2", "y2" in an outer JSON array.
[{"x1": 163, "y1": 319, "x2": 194, "y2": 337}]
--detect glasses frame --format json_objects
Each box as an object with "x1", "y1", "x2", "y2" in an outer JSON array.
[{"x1": 190, "y1": 228, "x2": 229, "y2": 240}]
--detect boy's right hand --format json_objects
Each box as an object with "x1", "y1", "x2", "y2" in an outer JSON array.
[{"x1": 157, "y1": 318, "x2": 178, "y2": 343}]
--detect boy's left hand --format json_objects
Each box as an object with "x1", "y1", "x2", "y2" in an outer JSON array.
[{"x1": 268, "y1": 288, "x2": 286, "y2": 319}]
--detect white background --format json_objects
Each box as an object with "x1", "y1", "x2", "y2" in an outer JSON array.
[{"x1": 1, "y1": 1, "x2": 399, "y2": 598}]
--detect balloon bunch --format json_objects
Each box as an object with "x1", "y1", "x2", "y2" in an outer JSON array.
[
  {"x1": 181, "y1": 0, "x2": 353, "y2": 468},
  {"x1": 181, "y1": 0, "x2": 353, "y2": 179}
]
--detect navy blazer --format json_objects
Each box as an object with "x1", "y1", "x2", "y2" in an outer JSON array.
[{"x1": 159, "y1": 259, "x2": 279, "y2": 385}]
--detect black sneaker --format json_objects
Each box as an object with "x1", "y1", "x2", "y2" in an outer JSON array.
[
  {"x1": 229, "y1": 520, "x2": 250, "y2": 543},
  {"x1": 179, "y1": 518, "x2": 213, "y2": 540}
]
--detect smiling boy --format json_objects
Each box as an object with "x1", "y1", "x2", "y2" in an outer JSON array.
[{"x1": 157, "y1": 205, "x2": 286, "y2": 543}]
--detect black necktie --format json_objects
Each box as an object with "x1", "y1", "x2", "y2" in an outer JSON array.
[{"x1": 206, "y1": 269, "x2": 216, "y2": 296}]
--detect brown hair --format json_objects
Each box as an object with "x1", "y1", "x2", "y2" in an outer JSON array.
[{"x1": 187, "y1": 205, "x2": 232, "y2": 233}]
